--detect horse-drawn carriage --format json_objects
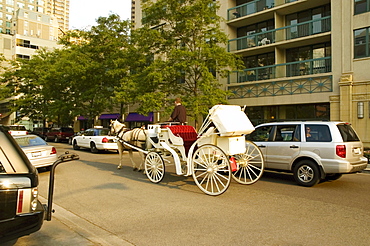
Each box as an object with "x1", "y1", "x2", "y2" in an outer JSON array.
[{"x1": 111, "y1": 105, "x2": 264, "y2": 196}]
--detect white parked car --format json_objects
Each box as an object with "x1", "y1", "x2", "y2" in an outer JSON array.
[
  {"x1": 6, "y1": 125, "x2": 28, "y2": 135},
  {"x1": 247, "y1": 121, "x2": 368, "y2": 187},
  {"x1": 13, "y1": 134, "x2": 57, "y2": 169},
  {"x1": 72, "y1": 127, "x2": 118, "y2": 153}
]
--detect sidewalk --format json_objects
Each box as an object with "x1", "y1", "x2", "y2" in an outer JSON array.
[{"x1": 5, "y1": 196, "x2": 133, "y2": 246}]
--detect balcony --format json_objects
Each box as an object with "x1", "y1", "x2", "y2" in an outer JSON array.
[
  {"x1": 228, "y1": 57, "x2": 331, "y2": 84},
  {"x1": 228, "y1": 75, "x2": 332, "y2": 99},
  {"x1": 228, "y1": 0, "x2": 275, "y2": 20},
  {"x1": 228, "y1": 16, "x2": 331, "y2": 52},
  {"x1": 227, "y1": 0, "x2": 300, "y2": 21}
]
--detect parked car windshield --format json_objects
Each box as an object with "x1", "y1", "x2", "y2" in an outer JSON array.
[
  {"x1": 337, "y1": 124, "x2": 360, "y2": 142},
  {"x1": 14, "y1": 135, "x2": 46, "y2": 147}
]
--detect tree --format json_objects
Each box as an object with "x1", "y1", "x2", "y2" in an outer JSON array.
[
  {"x1": 59, "y1": 14, "x2": 132, "y2": 126},
  {"x1": 1, "y1": 14, "x2": 132, "y2": 127},
  {"x1": 1, "y1": 48, "x2": 77, "y2": 126},
  {"x1": 126, "y1": 0, "x2": 242, "y2": 127}
]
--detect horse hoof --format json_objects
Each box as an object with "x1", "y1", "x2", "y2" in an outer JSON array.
[
  {"x1": 117, "y1": 166, "x2": 121, "y2": 169},
  {"x1": 138, "y1": 169, "x2": 143, "y2": 172},
  {"x1": 133, "y1": 168, "x2": 138, "y2": 171}
]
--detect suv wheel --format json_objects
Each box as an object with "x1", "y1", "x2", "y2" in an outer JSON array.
[
  {"x1": 90, "y1": 142, "x2": 98, "y2": 153},
  {"x1": 293, "y1": 160, "x2": 320, "y2": 187}
]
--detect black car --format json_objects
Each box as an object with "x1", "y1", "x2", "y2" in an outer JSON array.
[{"x1": 0, "y1": 126, "x2": 45, "y2": 242}]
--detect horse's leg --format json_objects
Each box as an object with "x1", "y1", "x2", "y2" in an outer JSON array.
[
  {"x1": 137, "y1": 151, "x2": 145, "y2": 172},
  {"x1": 129, "y1": 149, "x2": 138, "y2": 171},
  {"x1": 117, "y1": 142, "x2": 124, "y2": 169}
]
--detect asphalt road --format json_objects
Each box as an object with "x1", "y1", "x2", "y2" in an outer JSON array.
[{"x1": 9, "y1": 143, "x2": 370, "y2": 245}]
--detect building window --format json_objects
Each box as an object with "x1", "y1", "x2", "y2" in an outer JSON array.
[
  {"x1": 354, "y1": 27, "x2": 369, "y2": 58},
  {"x1": 286, "y1": 42, "x2": 331, "y2": 76},
  {"x1": 17, "y1": 3, "x2": 25, "y2": 8},
  {"x1": 16, "y1": 54, "x2": 30, "y2": 60},
  {"x1": 6, "y1": 6, "x2": 14, "y2": 13},
  {"x1": 355, "y1": 0, "x2": 370, "y2": 15}
]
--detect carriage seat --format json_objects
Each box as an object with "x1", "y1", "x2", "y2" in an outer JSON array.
[{"x1": 166, "y1": 125, "x2": 198, "y2": 153}]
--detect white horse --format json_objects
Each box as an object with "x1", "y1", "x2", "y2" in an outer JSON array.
[{"x1": 110, "y1": 120, "x2": 147, "y2": 171}]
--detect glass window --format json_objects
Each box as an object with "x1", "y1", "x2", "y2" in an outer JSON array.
[
  {"x1": 247, "y1": 125, "x2": 273, "y2": 142},
  {"x1": 337, "y1": 124, "x2": 360, "y2": 142},
  {"x1": 355, "y1": 0, "x2": 369, "y2": 15},
  {"x1": 275, "y1": 125, "x2": 300, "y2": 142},
  {"x1": 354, "y1": 28, "x2": 368, "y2": 58},
  {"x1": 305, "y1": 125, "x2": 332, "y2": 142}
]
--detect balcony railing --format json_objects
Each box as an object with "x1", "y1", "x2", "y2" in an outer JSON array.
[
  {"x1": 228, "y1": 0, "x2": 300, "y2": 20},
  {"x1": 228, "y1": 0, "x2": 275, "y2": 20},
  {"x1": 228, "y1": 57, "x2": 331, "y2": 84},
  {"x1": 228, "y1": 16, "x2": 331, "y2": 52}
]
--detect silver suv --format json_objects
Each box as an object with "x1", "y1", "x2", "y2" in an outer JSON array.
[{"x1": 247, "y1": 121, "x2": 368, "y2": 187}]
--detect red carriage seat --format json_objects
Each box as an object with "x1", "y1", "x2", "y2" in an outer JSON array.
[{"x1": 166, "y1": 125, "x2": 198, "y2": 154}]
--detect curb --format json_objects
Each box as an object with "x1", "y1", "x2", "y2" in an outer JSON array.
[{"x1": 361, "y1": 164, "x2": 370, "y2": 174}]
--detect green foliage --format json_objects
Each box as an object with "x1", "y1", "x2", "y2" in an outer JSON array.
[
  {"x1": 1, "y1": 14, "x2": 131, "y2": 126},
  {"x1": 1, "y1": 5, "x2": 243, "y2": 128},
  {"x1": 128, "y1": 0, "x2": 243, "y2": 125}
]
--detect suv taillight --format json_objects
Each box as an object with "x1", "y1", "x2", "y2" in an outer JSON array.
[
  {"x1": 336, "y1": 145, "x2": 346, "y2": 158},
  {"x1": 102, "y1": 137, "x2": 109, "y2": 143}
]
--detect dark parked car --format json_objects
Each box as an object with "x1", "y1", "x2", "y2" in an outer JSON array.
[
  {"x1": 32, "y1": 127, "x2": 51, "y2": 138},
  {"x1": 0, "y1": 126, "x2": 45, "y2": 242},
  {"x1": 44, "y1": 127, "x2": 74, "y2": 143}
]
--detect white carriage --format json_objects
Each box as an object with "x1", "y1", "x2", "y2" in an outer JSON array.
[{"x1": 141, "y1": 105, "x2": 265, "y2": 196}]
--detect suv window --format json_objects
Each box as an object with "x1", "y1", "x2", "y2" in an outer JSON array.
[
  {"x1": 275, "y1": 125, "x2": 300, "y2": 142},
  {"x1": 247, "y1": 125, "x2": 273, "y2": 141},
  {"x1": 337, "y1": 124, "x2": 360, "y2": 142},
  {"x1": 305, "y1": 124, "x2": 332, "y2": 142}
]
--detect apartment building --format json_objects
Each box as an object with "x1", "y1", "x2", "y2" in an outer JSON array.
[
  {"x1": 0, "y1": 1, "x2": 69, "y2": 34},
  {"x1": 132, "y1": 0, "x2": 370, "y2": 146},
  {"x1": 224, "y1": 0, "x2": 370, "y2": 146},
  {"x1": 45, "y1": 0, "x2": 69, "y2": 34},
  {"x1": 0, "y1": 0, "x2": 68, "y2": 126}
]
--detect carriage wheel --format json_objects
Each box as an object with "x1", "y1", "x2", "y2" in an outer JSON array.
[
  {"x1": 144, "y1": 152, "x2": 165, "y2": 183},
  {"x1": 191, "y1": 144, "x2": 231, "y2": 196},
  {"x1": 232, "y1": 140, "x2": 264, "y2": 185}
]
